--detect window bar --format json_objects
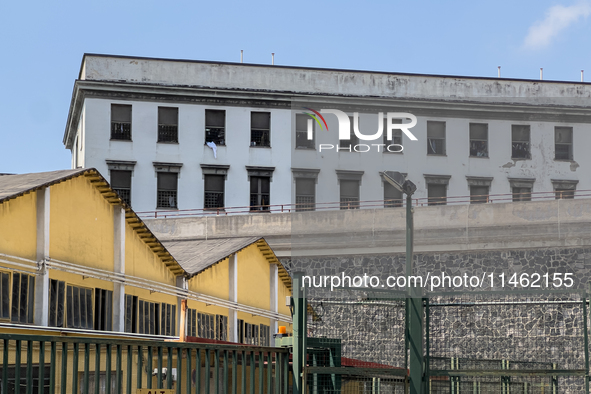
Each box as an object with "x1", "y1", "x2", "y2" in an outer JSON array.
[
  {"x1": 232, "y1": 350, "x2": 238, "y2": 394},
  {"x1": 185, "y1": 349, "x2": 192, "y2": 394},
  {"x1": 215, "y1": 349, "x2": 220, "y2": 394},
  {"x1": 15, "y1": 340, "x2": 21, "y2": 394},
  {"x1": 147, "y1": 346, "x2": 153, "y2": 389},
  {"x1": 117, "y1": 345, "x2": 123, "y2": 394},
  {"x1": 137, "y1": 346, "x2": 143, "y2": 389},
  {"x1": 105, "y1": 344, "x2": 112, "y2": 394},
  {"x1": 196, "y1": 348, "x2": 201, "y2": 394},
  {"x1": 72, "y1": 343, "x2": 79, "y2": 394},
  {"x1": 49, "y1": 342, "x2": 56, "y2": 394},
  {"x1": 83, "y1": 343, "x2": 90, "y2": 394},
  {"x1": 250, "y1": 351, "x2": 255, "y2": 394},
  {"x1": 166, "y1": 347, "x2": 173, "y2": 389},
  {"x1": 60, "y1": 343, "x2": 68, "y2": 394},
  {"x1": 241, "y1": 351, "x2": 247, "y2": 394},
  {"x1": 259, "y1": 351, "x2": 264, "y2": 394},
  {"x1": 205, "y1": 349, "x2": 211, "y2": 394},
  {"x1": 223, "y1": 350, "x2": 229, "y2": 394},
  {"x1": 267, "y1": 351, "x2": 272, "y2": 394},
  {"x1": 25, "y1": 340, "x2": 33, "y2": 394},
  {"x1": 157, "y1": 346, "x2": 163, "y2": 389},
  {"x1": 176, "y1": 347, "x2": 182, "y2": 394},
  {"x1": 38, "y1": 341, "x2": 45, "y2": 394},
  {"x1": 94, "y1": 344, "x2": 101, "y2": 394}
]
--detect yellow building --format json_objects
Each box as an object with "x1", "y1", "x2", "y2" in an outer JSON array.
[{"x1": 0, "y1": 168, "x2": 291, "y2": 339}]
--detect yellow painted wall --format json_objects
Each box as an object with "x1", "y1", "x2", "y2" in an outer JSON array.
[
  {"x1": 187, "y1": 258, "x2": 229, "y2": 300},
  {"x1": 49, "y1": 177, "x2": 115, "y2": 270},
  {"x1": 0, "y1": 192, "x2": 37, "y2": 260},
  {"x1": 125, "y1": 224, "x2": 177, "y2": 286},
  {"x1": 237, "y1": 246, "x2": 270, "y2": 310}
]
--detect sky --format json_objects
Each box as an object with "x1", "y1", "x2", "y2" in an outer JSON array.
[{"x1": 1, "y1": 0, "x2": 591, "y2": 174}]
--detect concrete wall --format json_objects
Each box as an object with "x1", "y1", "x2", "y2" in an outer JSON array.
[
  {"x1": 146, "y1": 197, "x2": 591, "y2": 257},
  {"x1": 81, "y1": 55, "x2": 591, "y2": 104}
]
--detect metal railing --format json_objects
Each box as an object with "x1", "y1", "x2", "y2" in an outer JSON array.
[
  {"x1": 137, "y1": 189, "x2": 591, "y2": 219},
  {"x1": 0, "y1": 332, "x2": 291, "y2": 394}
]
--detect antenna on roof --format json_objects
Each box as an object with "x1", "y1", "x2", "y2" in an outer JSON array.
[
  {"x1": 582, "y1": 70, "x2": 584, "y2": 82},
  {"x1": 540, "y1": 68, "x2": 543, "y2": 80},
  {"x1": 240, "y1": 50, "x2": 243, "y2": 63},
  {"x1": 272, "y1": 53, "x2": 275, "y2": 65},
  {"x1": 498, "y1": 66, "x2": 501, "y2": 78}
]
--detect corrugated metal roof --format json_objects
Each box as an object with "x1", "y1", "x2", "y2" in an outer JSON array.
[
  {"x1": 0, "y1": 169, "x2": 89, "y2": 203},
  {"x1": 162, "y1": 237, "x2": 263, "y2": 277}
]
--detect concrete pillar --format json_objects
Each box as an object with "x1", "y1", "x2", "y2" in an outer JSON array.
[
  {"x1": 228, "y1": 253, "x2": 238, "y2": 342},
  {"x1": 270, "y1": 263, "x2": 278, "y2": 336},
  {"x1": 34, "y1": 187, "x2": 50, "y2": 326},
  {"x1": 176, "y1": 276, "x2": 187, "y2": 337},
  {"x1": 112, "y1": 207, "x2": 126, "y2": 332}
]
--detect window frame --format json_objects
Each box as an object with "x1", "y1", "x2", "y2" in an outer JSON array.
[
  {"x1": 250, "y1": 112, "x2": 271, "y2": 148},
  {"x1": 204, "y1": 174, "x2": 225, "y2": 210},
  {"x1": 469, "y1": 123, "x2": 488, "y2": 158},
  {"x1": 110, "y1": 169, "x2": 132, "y2": 206},
  {"x1": 157, "y1": 107, "x2": 179, "y2": 143},
  {"x1": 65, "y1": 284, "x2": 93, "y2": 330},
  {"x1": 511, "y1": 125, "x2": 531, "y2": 160},
  {"x1": 205, "y1": 109, "x2": 226, "y2": 146},
  {"x1": 295, "y1": 177, "x2": 316, "y2": 212},
  {"x1": 427, "y1": 121, "x2": 446, "y2": 156},
  {"x1": 339, "y1": 116, "x2": 359, "y2": 151},
  {"x1": 110, "y1": 104, "x2": 132, "y2": 141},
  {"x1": 295, "y1": 114, "x2": 315, "y2": 150},
  {"x1": 156, "y1": 172, "x2": 179, "y2": 209},
  {"x1": 554, "y1": 126, "x2": 573, "y2": 161},
  {"x1": 382, "y1": 118, "x2": 403, "y2": 154},
  {"x1": 250, "y1": 176, "x2": 271, "y2": 211}
]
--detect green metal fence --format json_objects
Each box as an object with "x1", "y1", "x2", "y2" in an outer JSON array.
[{"x1": 0, "y1": 332, "x2": 292, "y2": 394}]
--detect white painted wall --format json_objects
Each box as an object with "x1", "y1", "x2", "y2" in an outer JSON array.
[{"x1": 77, "y1": 98, "x2": 591, "y2": 212}]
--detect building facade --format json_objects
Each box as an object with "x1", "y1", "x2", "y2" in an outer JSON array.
[
  {"x1": 0, "y1": 169, "x2": 291, "y2": 343},
  {"x1": 64, "y1": 54, "x2": 591, "y2": 213}
]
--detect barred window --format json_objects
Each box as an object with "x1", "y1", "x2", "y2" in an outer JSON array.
[
  {"x1": 295, "y1": 178, "x2": 315, "y2": 211},
  {"x1": 340, "y1": 116, "x2": 359, "y2": 150},
  {"x1": 512, "y1": 125, "x2": 531, "y2": 159},
  {"x1": 555, "y1": 127, "x2": 573, "y2": 160},
  {"x1": 205, "y1": 110, "x2": 226, "y2": 145},
  {"x1": 204, "y1": 174, "x2": 225, "y2": 209},
  {"x1": 250, "y1": 176, "x2": 270, "y2": 211},
  {"x1": 110, "y1": 170, "x2": 132, "y2": 206},
  {"x1": 470, "y1": 186, "x2": 489, "y2": 204},
  {"x1": 427, "y1": 121, "x2": 446, "y2": 155},
  {"x1": 428, "y1": 184, "x2": 447, "y2": 206},
  {"x1": 158, "y1": 107, "x2": 178, "y2": 143},
  {"x1": 187, "y1": 308, "x2": 197, "y2": 337},
  {"x1": 259, "y1": 324, "x2": 270, "y2": 346},
  {"x1": 198, "y1": 312, "x2": 215, "y2": 339},
  {"x1": 216, "y1": 315, "x2": 228, "y2": 341},
  {"x1": 469, "y1": 123, "x2": 488, "y2": 157},
  {"x1": 94, "y1": 288, "x2": 113, "y2": 331},
  {"x1": 160, "y1": 302, "x2": 176, "y2": 336},
  {"x1": 125, "y1": 294, "x2": 138, "y2": 333},
  {"x1": 49, "y1": 279, "x2": 65, "y2": 327},
  {"x1": 238, "y1": 319, "x2": 244, "y2": 343},
  {"x1": 251, "y1": 112, "x2": 271, "y2": 147},
  {"x1": 383, "y1": 118, "x2": 402, "y2": 153},
  {"x1": 244, "y1": 323, "x2": 260, "y2": 345},
  {"x1": 111, "y1": 104, "x2": 132, "y2": 141},
  {"x1": 138, "y1": 300, "x2": 159, "y2": 335},
  {"x1": 66, "y1": 285, "x2": 93, "y2": 329},
  {"x1": 295, "y1": 114, "x2": 314, "y2": 149},
  {"x1": 513, "y1": 187, "x2": 532, "y2": 202},
  {"x1": 157, "y1": 172, "x2": 178, "y2": 209},
  {"x1": 340, "y1": 180, "x2": 359, "y2": 210},
  {"x1": 0, "y1": 272, "x2": 9, "y2": 320},
  {"x1": 384, "y1": 182, "x2": 403, "y2": 208},
  {"x1": 11, "y1": 273, "x2": 34, "y2": 324}
]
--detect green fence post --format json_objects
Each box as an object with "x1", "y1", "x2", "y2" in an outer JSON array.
[
  {"x1": 105, "y1": 344, "x2": 112, "y2": 394},
  {"x1": 26, "y1": 340, "x2": 33, "y2": 394},
  {"x1": 186, "y1": 348, "x2": 192, "y2": 394},
  {"x1": 83, "y1": 343, "x2": 90, "y2": 394},
  {"x1": 147, "y1": 346, "x2": 153, "y2": 389},
  {"x1": 2, "y1": 339, "x2": 7, "y2": 394},
  {"x1": 157, "y1": 346, "x2": 163, "y2": 389},
  {"x1": 60, "y1": 342, "x2": 67, "y2": 394},
  {"x1": 94, "y1": 343, "x2": 101, "y2": 394},
  {"x1": 166, "y1": 346, "x2": 173, "y2": 389},
  {"x1": 49, "y1": 341, "x2": 56, "y2": 394},
  {"x1": 232, "y1": 350, "x2": 238, "y2": 394},
  {"x1": 137, "y1": 345, "x2": 143, "y2": 389},
  {"x1": 176, "y1": 347, "x2": 182, "y2": 394},
  {"x1": 72, "y1": 342, "x2": 79, "y2": 394},
  {"x1": 37, "y1": 341, "x2": 44, "y2": 394},
  {"x1": 215, "y1": 349, "x2": 220, "y2": 394},
  {"x1": 205, "y1": 349, "x2": 211, "y2": 394}
]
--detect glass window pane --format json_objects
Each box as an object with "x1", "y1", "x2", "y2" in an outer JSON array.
[
  {"x1": 427, "y1": 121, "x2": 445, "y2": 138},
  {"x1": 111, "y1": 104, "x2": 131, "y2": 122},
  {"x1": 296, "y1": 114, "x2": 309, "y2": 131},
  {"x1": 206, "y1": 110, "x2": 225, "y2": 127},
  {"x1": 251, "y1": 112, "x2": 270, "y2": 129},
  {"x1": 340, "y1": 180, "x2": 359, "y2": 198},
  {"x1": 512, "y1": 125, "x2": 530, "y2": 141},
  {"x1": 204, "y1": 175, "x2": 224, "y2": 192},
  {"x1": 158, "y1": 172, "x2": 177, "y2": 191},
  {"x1": 111, "y1": 170, "x2": 131, "y2": 188},
  {"x1": 158, "y1": 107, "x2": 178, "y2": 126},
  {"x1": 469, "y1": 123, "x2": 488, "y2": 140},
  {"x1": 296, "y1": 178, "x2": 315, "y2": 195},
  {"x1": 555, "y1": 127, "x2": 573, "y2": 143}
]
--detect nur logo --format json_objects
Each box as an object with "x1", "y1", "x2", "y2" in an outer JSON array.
[{"x1": 301, "y1": 108, "x2": 418, "y2": 153}]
